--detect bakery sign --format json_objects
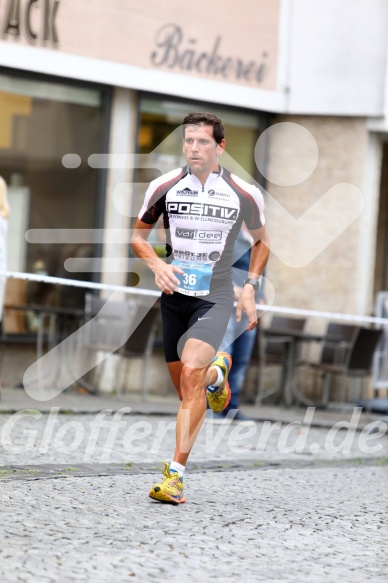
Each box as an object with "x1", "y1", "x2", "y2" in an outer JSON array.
[
  {"x1": 151, "y1": 23, "x2": 268, "y2": 85},
  {"x1": 0, "y1": 0, "x2": 60, "y2": 46},
  {"x1": 0, "y1": 0, "x2": 279, "y2": 90}
]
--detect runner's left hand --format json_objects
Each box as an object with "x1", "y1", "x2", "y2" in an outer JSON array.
[{"x1": 235, "y1": 286, "x2": 258, "y2": 331}]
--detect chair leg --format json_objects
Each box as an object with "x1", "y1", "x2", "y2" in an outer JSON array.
[
  {"x1": 313, "y1": 368, "x2": 321, "y2": 402},
  {"x1": 256, "y1": 364, "x2": 285, "y2": 405},
  {"x1": 116, "y1": 355, "x2": 125, "y2": 396},
  {"x1": 321, "y1": 373, "x2": 332, "y2": 407},
  {"x1": 93, "y1": 360, "x2": 104, "y2": 394},
  {"x1": 141, "y1": 357, "x2": 148, "y2": 401},
  {"x1": 119, "y1": 357, "x2": 130, "y2": 394},
  {"x1": 337, "y1": 372, "x2": 347, "y2": 405},
  {"x1": 358, "y1": 377, "x2": 363, "y2": 402},
  {"x1": 252, "y1": 359, "x2": 261, "y2": 403},
  {"x1": 141, "y1": 345, "x2": 155, "y2": 400}
]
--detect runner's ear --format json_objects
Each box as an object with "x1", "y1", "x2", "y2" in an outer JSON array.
[{"x1": 216, "y1": 139, "x2": 226, "y2": 155}]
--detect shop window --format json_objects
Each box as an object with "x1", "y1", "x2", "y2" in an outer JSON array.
[{"x1": 0, "y1": 72, "x2": 109, "y2": 333}]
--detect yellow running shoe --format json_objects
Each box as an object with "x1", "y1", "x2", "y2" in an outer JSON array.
[
  {"x1": 149, "y1": 462, "x2": 186, "y2": 505},
  {"x1": 206, "y1": 352, "x2": 232, "y2": 413}
]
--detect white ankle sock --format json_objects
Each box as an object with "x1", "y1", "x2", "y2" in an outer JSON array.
[
  {"x1": 208, "y1": 365, "x2": 224, "y2": 390},
  {"x1": 170, "y1": 461, "x2": 185, "y2": 478}
]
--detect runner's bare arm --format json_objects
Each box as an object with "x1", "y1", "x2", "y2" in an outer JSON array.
[
  {"x1": 236, "y1": 224, "x2": 270, "y2": 330},
  {"x1": 131, "y1": 218, "x2": 184, "y2": 294}
]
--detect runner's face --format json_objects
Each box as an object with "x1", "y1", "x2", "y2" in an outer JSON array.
[{"x1": 183, "y1": 124, "x2": 225, "y2": 178}]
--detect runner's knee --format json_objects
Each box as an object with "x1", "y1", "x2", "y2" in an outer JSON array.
[{"x1": 180, "y1": 364, "x2": 207, "y2": 393}]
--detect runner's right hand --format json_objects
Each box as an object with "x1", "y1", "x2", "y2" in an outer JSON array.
[{"x1": 153, "y1": 261, "x2": 184, "y2": 294}]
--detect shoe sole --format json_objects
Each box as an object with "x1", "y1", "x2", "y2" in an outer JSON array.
[
  {"x1": 149, "y1": 490, "x2": 186, "y2": 505},
  {"x1": 223, "y1": 381, "x2": 231, "y2": 412}
]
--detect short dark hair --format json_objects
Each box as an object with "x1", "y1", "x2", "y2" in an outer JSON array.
[{"x1": 182, "y1": 112, "x2": 225, "y2": 144}]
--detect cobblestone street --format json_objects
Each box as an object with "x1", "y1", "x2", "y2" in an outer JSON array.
[
  {"x1": 1, "y1": 465, "x2": 387, "y2": 583},
  {"x1": 0, "y1": 405, "x2": 387, "y2": 582}
]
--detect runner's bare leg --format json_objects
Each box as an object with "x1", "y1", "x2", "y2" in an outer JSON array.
[{"x1": 167, "y1": 338, "x2": 218, "y2": 466}]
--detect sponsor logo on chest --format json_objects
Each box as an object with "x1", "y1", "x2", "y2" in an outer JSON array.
[
  {"x1": 176, "y1": 187, "x2": 198, "y2": 197},
  {"x1": 208, "y1": 189, "x2": 230, "y2": 200},
  {"x1": 167, "y1": 202, "x2": 238, "y2": 220},
  {"x1": 175, "y1": 228, "x2": 222, "y2": 241}
]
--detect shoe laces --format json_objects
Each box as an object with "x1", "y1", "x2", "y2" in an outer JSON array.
[
  {"x1": 161, "y1": 461, "x2": 182, "y2": 485},
  {"x1": 210, "y1": 382, "x2": 226, "y2": 398}
]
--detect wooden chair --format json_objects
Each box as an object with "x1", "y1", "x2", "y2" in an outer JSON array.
[
  {"x1": 117, "y1": 302, "x2": 160, "y2": 398},
  {"x1": 78, "y1": 293, "x2": 159, "y2": 397},
  {"x1": 310, "y1": 326, "x2": 383, "y2": 406},
  {"x1": 306, "y1": 322, "x2": 358, "y2": 404},
  {"x1": 255, "y1": 316, "x2": 306, "y2": 404}
]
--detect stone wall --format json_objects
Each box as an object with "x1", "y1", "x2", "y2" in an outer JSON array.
[{"x1": 264, "y1": 115, "x2": 375, "y2": 322}]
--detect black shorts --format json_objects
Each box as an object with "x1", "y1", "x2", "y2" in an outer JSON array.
[{"x1": 160, "y1": 282, "x2": 234, "y2": 362}]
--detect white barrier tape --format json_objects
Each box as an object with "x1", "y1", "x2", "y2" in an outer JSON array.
[
  {"x1": 2, "y1": 270, "x2": 388, "y2": 326},
  {"x1": 2, "y1": 270, "x2": 161, "y2": 298},
  {"x1": 257, "y1": 305, "x2": 388, "y2": 326}
]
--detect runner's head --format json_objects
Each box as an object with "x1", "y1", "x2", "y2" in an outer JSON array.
[{"x1": 182, "y1": 112, "x2": 225, "y2": 145}]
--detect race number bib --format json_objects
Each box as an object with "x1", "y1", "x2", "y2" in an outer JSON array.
[{"x1": 171, "y1": 260, "x2": 212, "y2": 296}]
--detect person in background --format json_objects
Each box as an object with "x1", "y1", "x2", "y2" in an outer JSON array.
[
  {"x1": 0, "y1": 177, "x2": 10, "y2": 335},
  {"x1": 214, "y1": 225, "x2": 265, "y2": 424}
]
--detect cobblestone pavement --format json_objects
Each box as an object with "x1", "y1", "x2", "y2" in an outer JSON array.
[{"x1": 1, "y1": 411, "x2": 388, "y2": 582}]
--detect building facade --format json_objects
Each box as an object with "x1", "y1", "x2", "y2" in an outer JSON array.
[{"x1": 1, "y1": 0, "x2": 388, "y2": 334}]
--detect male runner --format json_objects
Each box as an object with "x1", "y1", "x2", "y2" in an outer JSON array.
[{"x1": 132, "y1": 112, "x2": 270, "y2": 504}]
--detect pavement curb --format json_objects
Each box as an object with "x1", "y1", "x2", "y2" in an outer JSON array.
[{"x1": 1, "y1": 457, "x2": 387, "y2": 481}]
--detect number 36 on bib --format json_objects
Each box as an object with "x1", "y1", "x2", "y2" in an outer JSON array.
[{"x1": 171, "y1": 260, "x2": 212, "y2": 296}]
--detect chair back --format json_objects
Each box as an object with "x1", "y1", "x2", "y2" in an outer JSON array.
[
  {"x1": 320, "y1": 323, "x2": 358, "y2": 365},
  {"x1": 270, "y1": 316, "x2": 306, "y2": 332},
  {"x1": 83, "y1": 293, "x2": 133, "y2": 352},
  {"x1": 347, "y1": 327, "x2": 384, "y2": 373},
  {"x1": 120, "y1": 303, "x2": 159, "y2": 356},
  {"x1": 265, "y1": 316, "x2": 306, "y2": 362}
]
